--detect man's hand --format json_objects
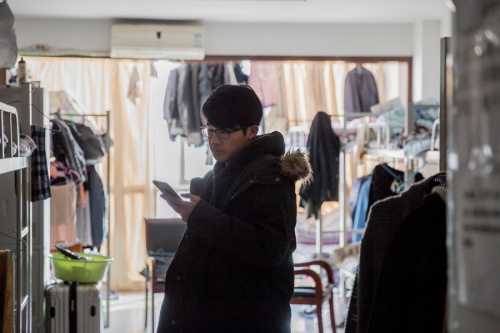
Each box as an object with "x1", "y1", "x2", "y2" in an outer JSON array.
[{"x1": 160, "y1": 192, "x2": 201, "y2": 222}]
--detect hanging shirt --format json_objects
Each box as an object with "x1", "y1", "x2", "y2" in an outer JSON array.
[
  {"x1": 248, "y1": 61, "x2": 277, "y2": 108},
  {"x1": 344, "y1": 66, "x2": 379, "y2": 113}
]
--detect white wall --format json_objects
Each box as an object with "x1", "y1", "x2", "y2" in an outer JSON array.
[
  {"x1": 203, "y1": 22, "x2": 413, "y2": 57},
  {"x1": 14, "y1": 17, "x2": 445, "y2": 100},
  {"x1": 15, "y1": 18, "x2": 113, "y2": 51},
  {"x1": 15, "y1": 18, "x2": 414, "y2": 56},
  {"x1": 413, "y1": 20, "x2": 442, "y2": 100}
]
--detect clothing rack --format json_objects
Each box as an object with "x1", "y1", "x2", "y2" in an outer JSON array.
[{"x1": 54, "y1": 110, "x2": 112, "y2": 328}]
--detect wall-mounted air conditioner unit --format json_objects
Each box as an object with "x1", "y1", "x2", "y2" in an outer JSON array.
[{"x1": 110, "y1": 23, "x2": 205, "y2": 60}]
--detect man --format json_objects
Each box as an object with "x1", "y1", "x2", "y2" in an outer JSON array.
[{"x1": 157, "y1": 84, "x2": 311, "y2": 332}]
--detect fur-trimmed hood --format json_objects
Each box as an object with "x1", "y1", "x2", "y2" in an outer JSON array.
[{"x1": 279, "y1": 149, "x2": 312, "y2": 184}]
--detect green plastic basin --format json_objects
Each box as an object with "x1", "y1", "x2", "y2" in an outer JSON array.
[{"x1": 49, "y1": 252, "x2": 113, "y2": 283}]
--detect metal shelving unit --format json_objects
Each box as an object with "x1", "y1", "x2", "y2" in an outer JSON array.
[{"x1": 0, "y1": 83, "x2": 33, "y2": 333}]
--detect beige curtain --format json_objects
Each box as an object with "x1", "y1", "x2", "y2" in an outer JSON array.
[
  {"x1": 26, "y1": 57, "x2": 155, "y2": 291},
  {"x1": 277, "y1": 61, "x2": 339, "y2": 128}
]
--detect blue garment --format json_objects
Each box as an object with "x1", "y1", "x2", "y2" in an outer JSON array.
[
  {"x1": 352, "y1": 177, "x2": 372, "y2": 243},
  {"x1": 349, "y1": 175, "x2": 371, "y2": 224}
]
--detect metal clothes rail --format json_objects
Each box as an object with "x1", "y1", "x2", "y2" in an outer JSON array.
[{"x1": 55, "y1": 111, "x2": 112, "y2": 328}]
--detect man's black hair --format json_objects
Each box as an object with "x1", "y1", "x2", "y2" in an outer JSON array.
[{"x1": 200, "y1": 84, "x2": 263, "y2": 130}]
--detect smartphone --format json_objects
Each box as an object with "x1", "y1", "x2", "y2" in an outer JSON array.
[{"x1": 153, "y1": 180, "x2": 181, "y2": 199}]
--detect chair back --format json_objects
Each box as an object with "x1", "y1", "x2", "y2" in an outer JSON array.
[{"x1": 144, "y1": 218, "x2": 186, "y2": 256}]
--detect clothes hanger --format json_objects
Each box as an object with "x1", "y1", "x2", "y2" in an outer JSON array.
[
  {"x1": 356, "y1": 63, "x2": 363, "y2": 74},
  {"x1": 380, "y1": 163, "x2": 404, "y2": 184},
  {"x1": 7, "y1": 99, "x2": 62, "y2": 135},
  {"x1": 51, "y1": 160, "x2": 81, "y2": 184},
  {"x1": 395, "y1": 160, "x2": 428, "y2": 194}
]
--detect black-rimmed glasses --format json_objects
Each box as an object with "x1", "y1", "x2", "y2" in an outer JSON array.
[{"x1": 200, "y1": 126, "x2": 246, "y2": 139}]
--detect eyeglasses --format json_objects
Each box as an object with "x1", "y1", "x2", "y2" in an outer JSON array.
[{"x1": 200, "y1": 126, "x2": 246, "y2": 140}]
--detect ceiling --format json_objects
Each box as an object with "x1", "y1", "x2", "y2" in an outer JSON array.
[{"x1": 10, "y1": 0, "x2": 450, "y2": 24}]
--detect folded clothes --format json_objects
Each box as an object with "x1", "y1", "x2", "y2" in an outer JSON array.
[
  {"x1": 1, "y1": 133, "x2": 17, "y2": 157},
  {"x1": 19, "y1": 134, "x2": 37, "y2": 157}
]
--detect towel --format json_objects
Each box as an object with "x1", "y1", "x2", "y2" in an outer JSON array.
[
  {"x1": 31, "y1": 125, "x2": 51, "y2": 202},
  {"x1": 0, "y1": 250, "x2": 14, "y2": 333}
]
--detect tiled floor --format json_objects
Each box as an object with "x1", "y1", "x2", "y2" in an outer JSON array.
[
  {"x1": 104, "y1": 242, "x2": 346, "y2": 333},
  {"x1": 104, "y1": 292, "x2": 344, "y2": 333}
]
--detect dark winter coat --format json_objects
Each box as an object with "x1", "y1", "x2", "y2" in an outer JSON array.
[
  {"x1": 299, "y1": 111, "x2": 341, "y2": 219},
  {"x1": 157, "y1": 131, "x2": 311, "y2": 333}
]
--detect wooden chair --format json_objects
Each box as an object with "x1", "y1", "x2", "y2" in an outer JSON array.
[
  {"x1": 144, "y1": 217, "x2": 186, "y2": 333},
  {"x1": 291, "y1": 260, "x2": 337, "y2": 333}
]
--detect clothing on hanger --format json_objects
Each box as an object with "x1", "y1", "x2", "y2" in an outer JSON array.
[
  {"x1": 31, "y1": 125, "x2": 51, "y2": 202},
  {"x1": 299, "y1": 111, "x2": 341, "y2": 219},
  {"x1": 344, "y1": 172, "x2": 446, "y2": 333},
  {"x1": 87, "y1": 165, "x2": 107, "y2": 250},
  {"x1": 63, "y1": 120, "x2": 106, "y2": 165},
  {"x1": 51, "y1": 117, "x2": 87, "y2": 184},
  {"x1": 365, "y1": 163, "x2": 424, "y2": 220},
  {"x1": 344, "y1": 65, "x2": 379, "y2": 113},
  {"x1": 366, "y1": 192, "x2": 446, "y2": 333},
  {"x1": 352, "y1": 176, "x2": 372, "y2": 243},
  {"x1": 349, "y1": 174, "x2": 371, "y2": 223}
]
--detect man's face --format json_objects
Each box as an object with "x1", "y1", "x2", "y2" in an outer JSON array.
[{"x1": 206, "y1": 123, "x2": 258, "y2": 164}]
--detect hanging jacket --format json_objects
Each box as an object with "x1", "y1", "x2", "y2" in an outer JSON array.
[
  {"x1": 299, "y1": 111, "x2": 341, "y2": 219},
  {"x1": 345, "y1": 173, "x2": 447, "y2": 333},
  {"x1": 163, "y1": 67, "x2": 182, "y2": 140},
  {"x1": 366, "y1": 193, "x2": 446, "y2": 333},
  {"x1": 344, "y1": 66, "x2": 379, "y2": 113},
  {"x1": 157, "y1": 131, "x2": 312, "y2": 333},
  {"x1": 64, "y1": 120, "x2": 106, "y2": 165},
  {"x1": 366, "y1": 163, "x2": 424, "y2": 220},
  {"x1": 51, "y1": 117, "x2": 87, "y2": 184}
]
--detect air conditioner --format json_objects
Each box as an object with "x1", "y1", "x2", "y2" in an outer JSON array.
[{"x1": 110, "y1": 23, "x2": 205, "y2": 60}]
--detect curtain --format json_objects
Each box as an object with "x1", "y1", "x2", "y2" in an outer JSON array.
[
  {"x1": 277, "y1": 61, "x2": 339, "y2": 128},
  {"x1": 26, "y1": 56, "x2": 155, "y2": 291}
]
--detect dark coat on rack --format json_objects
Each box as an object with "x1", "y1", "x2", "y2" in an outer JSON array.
[
  {"x1": 299, "y1": 111, "x2": 341, "y2": 219},
  {"x1": 366, "y1": 192, "x2": 446, "y2": 333},
  {"x1": 345, "y1": 173, "x2": 447, "y2": 333},
  {"x1": 157, "y1": 132, "x2": 311, "y2": 333},
  {"x1": 51, "y1": 117, "x2": 87, "y2": 184},
  {"x1": 366, "y1": 163, "x2": 424, "y2": 220}
]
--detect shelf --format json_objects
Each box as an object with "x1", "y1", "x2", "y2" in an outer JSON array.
[{"x1": 0, "y1": 157, "x2": 28, "y2": 175}]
